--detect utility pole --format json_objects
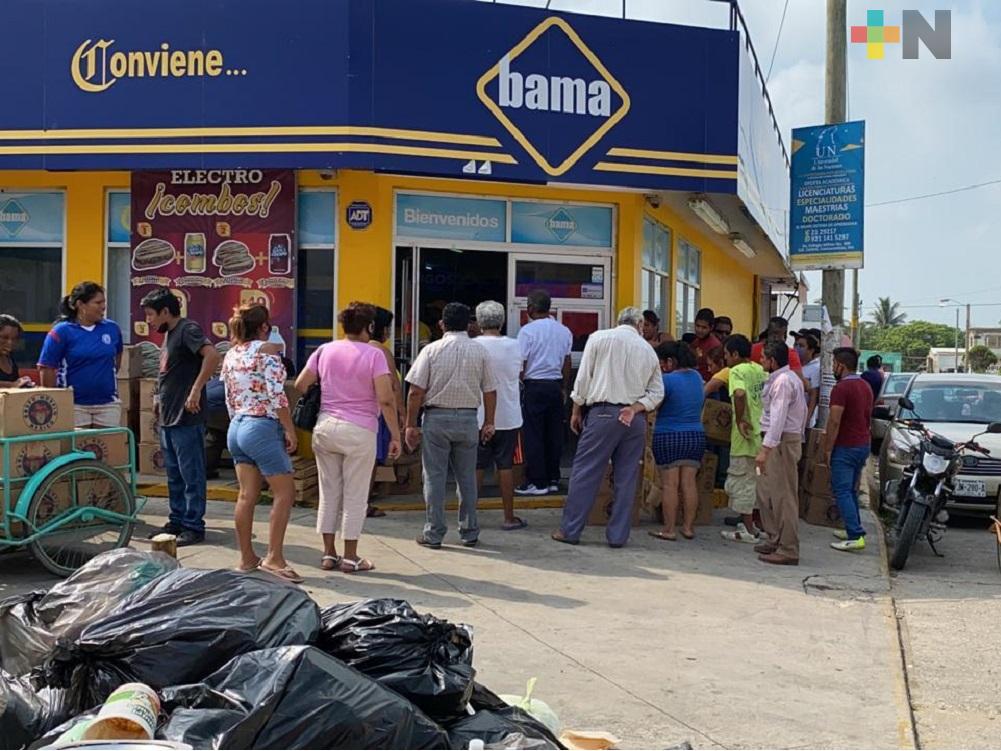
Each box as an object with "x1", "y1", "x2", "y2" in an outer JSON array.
[
  {"x1": 818, "y1": 0, "x2": 847, "y2": 427},
  {"x1": 965, "y1": 303, "x2": 971, "y2": 371}
]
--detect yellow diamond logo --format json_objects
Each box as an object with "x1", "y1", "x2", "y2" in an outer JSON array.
[{"x1": 476, "y1": 17, "x2": 631, "y2": 177}]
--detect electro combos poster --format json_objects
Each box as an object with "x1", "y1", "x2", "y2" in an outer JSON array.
[{"x1": 130, "y1": 169, "x2": 295, "y2": 349}]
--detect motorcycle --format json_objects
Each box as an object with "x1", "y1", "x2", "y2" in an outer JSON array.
[{"x1": 880, "y1": 396, "x2": 1001, "y2": 571}]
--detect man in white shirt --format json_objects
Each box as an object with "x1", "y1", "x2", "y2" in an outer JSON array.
[
  {"x1": 517, "y1": 290, "x2": 573, "y2": 496},
  {"x1": 797, "y1": 332, "x2": 821, "y2": 429},
  {"x1": 552, "y1": 307, "x2": 664, "y2": 548},
  {"x1": 474, "y1": 301, "x2": 527, "y2": 530}
]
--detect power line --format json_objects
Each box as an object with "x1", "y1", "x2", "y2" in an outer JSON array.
[
  {"x1": 765, "y1": 0, "x2": 790, "y2": 83},
  {"x1": 867, "y1": 178, "x2": 1001, "y2": 208}
]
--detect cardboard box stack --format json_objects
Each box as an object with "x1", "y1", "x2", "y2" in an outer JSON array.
[
  {"x1": 701, "y1": 400, "x2": 733, "y2": 445},
  {"x1": 293, "y1": 455, "x2": 319, "y2": 506},
  {"x1": 0, "y1": 388, "x2": 75, "y2": 522},
  {"x1": 798, "y1": 428, "x2": 841, "y2": 527},
  {"x1": 117, "y1": 345, "x2": 144, "y2": 437},
  {"x1": 137, "y1": 377, "x2": 164, "y2": 476}
]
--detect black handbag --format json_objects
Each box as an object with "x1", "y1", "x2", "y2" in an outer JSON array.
[{"x1": 292, "y1": 346, "x2": 324, "y2": 431}]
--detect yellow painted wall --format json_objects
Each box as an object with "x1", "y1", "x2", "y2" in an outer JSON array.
[{"x1": 0, "y1": 168, "x2": 757, "y2": 337}]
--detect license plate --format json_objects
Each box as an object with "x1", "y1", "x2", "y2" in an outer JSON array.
[{"x1": 954, "y1": 479, "x2": 987, "y2": 498}]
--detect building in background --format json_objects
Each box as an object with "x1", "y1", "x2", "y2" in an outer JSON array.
[{"x1": 0, "y1": 0, "x2": 792, "y2": 372}]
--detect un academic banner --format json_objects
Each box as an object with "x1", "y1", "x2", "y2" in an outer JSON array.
[{"x1": 789, "y1": 120, "x2": 865, "y2": 270}]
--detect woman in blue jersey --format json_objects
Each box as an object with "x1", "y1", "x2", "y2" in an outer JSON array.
[
  {"x1": 38, "y1": 281, "x2": 124, "y2": 428},
  {"x1": 649, "y1": 341, "x2": 706, "y2": 542}
]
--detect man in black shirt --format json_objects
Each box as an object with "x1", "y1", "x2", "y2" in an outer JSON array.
[{"x1": 141, "y1": 288, "x2": 219, "y2": 545}]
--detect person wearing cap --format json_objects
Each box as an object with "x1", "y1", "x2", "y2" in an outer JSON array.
[
  {"x1": 641, "y1": 310, "x2": 674, "y2": 347},
  {"x1": 713, "y1": 316, "x2": 733, "y2": 341}
]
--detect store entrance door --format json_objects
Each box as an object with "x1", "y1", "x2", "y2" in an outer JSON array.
[{"x1": 394, "y1": 246, "x2": 508, "y2": 377}]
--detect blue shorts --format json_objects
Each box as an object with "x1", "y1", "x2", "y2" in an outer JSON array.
[
  {"x1": 227, "y1": 415, "x2": 293, "y2": 477},
  {"x1": 653, "y1": 430, "x2": 706, "y2": 469}
]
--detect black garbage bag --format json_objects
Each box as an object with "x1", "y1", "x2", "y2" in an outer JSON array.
[
  {"x1": 27, "y1": 709, "x2": 98, "y2": 750},
  {"x1": 159, "y1": 646, "x2": 449, "y2": 749},
  {"x1": 317, "y1": 599, "x2": 475, "y2": 723},
  {"x1": 0, "y1": 548, "x2": 179, "y2": 676},
  {"x1": 46, "y1": 569, "x2": 320, "y2": 711},
  {"x1": 0, "y1": 670, "x2": 72, "y2": 750},
  {"x1": 445, "y1": 708, "x2": 564, "y2": 750}
]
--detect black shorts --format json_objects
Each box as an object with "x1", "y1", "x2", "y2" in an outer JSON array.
[{"x1": 477, "y1": 429, "x2": 519, "y2": 470}]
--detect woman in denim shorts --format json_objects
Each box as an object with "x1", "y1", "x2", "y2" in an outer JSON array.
[
  {"x1": 649, "y1": 341, "x2": 706, "y2": 542},
  {"x1": 221, "y1": 304, "x2": 301, "y2": 583}
]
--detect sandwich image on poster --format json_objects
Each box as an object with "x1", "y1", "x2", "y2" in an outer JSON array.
[
  {"x1": 213, "y1": 239, "x2": 255, "y2": 276},
  {"x1": 132, "y1": 238, "x2": 176, "y2": 271}
]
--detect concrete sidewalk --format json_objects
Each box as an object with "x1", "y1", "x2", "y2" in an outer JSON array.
[{"x1": 0, "y1": 501, "x2": 913, "y2": 749}]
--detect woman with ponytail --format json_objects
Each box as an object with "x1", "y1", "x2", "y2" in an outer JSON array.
[
  {"x1": 37, "y1": 281, "x2": 124, "y2": 428},
  {"x1": 221, "y1": 304, "x2": 301, "y2": 583}
]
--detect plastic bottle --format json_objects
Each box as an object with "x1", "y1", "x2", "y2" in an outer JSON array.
[
  {"x1": 468, "y1": 740, "x2": 485, "y2": 750},
  {"x1": 268, "y1": 325, "x2": 287, "y2": 356}
]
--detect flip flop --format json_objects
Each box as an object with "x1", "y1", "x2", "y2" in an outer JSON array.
[
  {"x1": 321, "y1": 555, "x2": 342, "y2": 571},
  {"x1": 237, "y1": 557, "x2": 262, "y2": 572},
  {"x1": 259, "y1": 563, "x2": 305, "y2": 584},
  {"x1": 551, "y1": 530, "x2": 579, "y2": 546},
  {"x1": 340, "y1": 557, "x2": 375, "y2": 574},
  {"x1": 367, "y1": 506, "x2": 387, "y2": 518},
  {"x1": 502, "y1": 517, "x2": 528, "y2": 531},
  {"x1": 649, "y1": 530, "x2": 677, "y2": 542},
  {"x1": 681, "y1": 530, "x2": 696, "y2": 540}
]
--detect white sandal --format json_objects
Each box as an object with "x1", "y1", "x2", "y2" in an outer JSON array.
[
  {"x1": 340, "y1": 557, "x2": 375, "y2": 574},
  {"x1": 321, "y1": 555, "x2": 342, "y2": 571}
]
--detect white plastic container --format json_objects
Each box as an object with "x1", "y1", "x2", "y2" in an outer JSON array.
[{"x1": 81, "y1": 683, "x2": 160, "y2": 742}]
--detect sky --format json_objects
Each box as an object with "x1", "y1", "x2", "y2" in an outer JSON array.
[{"x1": 479, "y1": 0, "x2": 1001, "y2": 329}]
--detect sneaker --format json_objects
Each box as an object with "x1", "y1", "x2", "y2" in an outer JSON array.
[
  {"x1": 548, "y1": 483, "x2": 561, "y2": 493},
  {"x1": 515, "y1": 484, "x2": 550, "y2": 496},
  {"x1": 147, "y1": 522, "x2": 183, "y2": 539},
  {"x1": 176, "y1": 529, "x2": 205, "y2": 547},
  {"x1": 831, "y1": 537, "x2": 865, "y2": 552},
  {"x1": 832, "y1": 530, "x2": 849, "y2": 541},
  {"x1": 720, "y1": 523, "x2": 760, "y2": 544}
]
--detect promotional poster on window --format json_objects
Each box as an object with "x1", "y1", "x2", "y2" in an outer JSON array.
[{"x1": 129, "y1": 170, "x2": 296, "y2": 354}]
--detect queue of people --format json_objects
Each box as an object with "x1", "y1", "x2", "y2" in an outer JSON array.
[{"x1": 2, "y1": 282, "x2": 872, "y2": 583}]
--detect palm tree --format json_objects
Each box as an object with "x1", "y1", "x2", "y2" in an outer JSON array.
[{"x1": 871, "y1": 297, "x2": 907, "y2": 328}]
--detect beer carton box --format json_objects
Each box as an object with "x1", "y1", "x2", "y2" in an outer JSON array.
[
  {"x1": 0, "y1": 388, "x2": 74, "y2": 438},
  {"x1": 138, "y1": 379, "x2": 158, "y2": 412},
  {"x1": 802, "y1": 491, "x2": 842, "y2": 528},
  {"x1": 117, "y1": 378, "x2": 141, "y2": 412},
  {"x1": 138, "y1": 442, "x2": 166, "y2": 475},
  {"x1": 803, "y1": 462, "x2": 833, "y2": 499},
  {"x1": 701, "y1": 399, "x2": 732, "y2": 444},
  {"x1": 118, "y1": 346, "x2": 145, "y2": 379},
  {"x1": 139, "y1": 411, "x2": 161, "y2": 444},
  {"x1": 75, "y1": 431, "x2": 131, "y2": 469},
  {"x1": 588, "y1": 460, "x2": 643, "y2": 526},
  {"x1": 8, "y1": 439, "x2": 65, "y2": 479}
]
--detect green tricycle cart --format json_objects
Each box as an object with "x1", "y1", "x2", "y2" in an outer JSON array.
[{"x1": 0, "y1": 427, "x2": 145, "y2": 576}]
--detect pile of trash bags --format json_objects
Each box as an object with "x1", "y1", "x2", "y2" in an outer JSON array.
[{"x1": 0, "y1": 549, "x2": 563, "y2": 750}]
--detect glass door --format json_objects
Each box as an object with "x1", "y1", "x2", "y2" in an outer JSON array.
[
  {"x1": 393, "y1": 245, "x2": 421, "y2": 380},
  {"x1": 508, "y1": 254, "x2": 611, "y2": 366}
]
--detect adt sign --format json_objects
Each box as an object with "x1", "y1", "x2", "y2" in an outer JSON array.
[{"x1": 346, "y1": 201, "x2": 372, "y2": 230}]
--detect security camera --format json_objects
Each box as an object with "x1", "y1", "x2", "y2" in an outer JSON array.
[{"x1": 644, "y1": 194, "x2": 661, "y2": 209}]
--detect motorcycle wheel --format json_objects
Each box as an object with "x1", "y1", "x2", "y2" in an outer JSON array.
[{"x1": 890, "y1": 502, "x2": 927, "y2": 571}]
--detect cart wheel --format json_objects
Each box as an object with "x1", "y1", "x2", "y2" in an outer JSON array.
[{"x1": 27, "y1": 459, "x2": 135, "y2": 577}]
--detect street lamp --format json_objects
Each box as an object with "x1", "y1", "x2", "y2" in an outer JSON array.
[{"x1": 940, "y1": 298, "x2": 962, "y2": 373}]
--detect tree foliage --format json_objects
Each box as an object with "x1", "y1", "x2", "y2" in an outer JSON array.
[
  {"x1": 967, "y1": 345, "x2": 998, "y2": 374},
  {"x1": 860, "y1": 320, "x2": 961, "y2": 368},
  {"x1": 871, "y1": 296, "x2": 907, "y2": 328}
]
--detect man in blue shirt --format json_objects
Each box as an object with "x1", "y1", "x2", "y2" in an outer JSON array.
[{"x1": 860, "y1": 355, "x2": 884, "y2": 400}]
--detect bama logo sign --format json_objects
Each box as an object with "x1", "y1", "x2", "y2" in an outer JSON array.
[
  {"x1": 476, "y1": 17, "x2": 630, "y2": 177},
  {"x1": 70, "y1": 39, "x2": 246, "y2": 93}
]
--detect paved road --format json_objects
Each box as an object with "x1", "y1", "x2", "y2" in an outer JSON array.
[
  {"x1": 888, "y1": 516, "x2": 1001, "y2": 749},
  {"x1": 2, "y1": 498, "x2": 913, "y2": 749}
]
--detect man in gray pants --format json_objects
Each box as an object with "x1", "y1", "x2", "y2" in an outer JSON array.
[
  {"x1": 552, "y1": 307, "x2": 664, "y2": 547},
  {"x1": 405, "y1": 303, "x2": 497, "y2": 549}
]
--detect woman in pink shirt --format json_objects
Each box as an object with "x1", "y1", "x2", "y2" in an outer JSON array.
[{"x1": 295, "y1": 302, "x2": 401, "y2": 573}]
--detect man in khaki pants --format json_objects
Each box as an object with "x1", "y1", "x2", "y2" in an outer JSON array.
[{"x1": 754, "y1": 341, "x2": 807, "y2": 565}]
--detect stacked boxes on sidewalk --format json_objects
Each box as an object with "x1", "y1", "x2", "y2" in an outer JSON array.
[
  {"x1": 0, "y1": 387, "x2": 75, "y2": 525},
  {"x1": 799, "y1": 428, "x2": 842, "y2": 527},
  {"x1": 293, "y1": 456, "x2": 319, "y2": 506},
  {"x1": 137, "y1": 376, "x2": 166, "y2": 476}
]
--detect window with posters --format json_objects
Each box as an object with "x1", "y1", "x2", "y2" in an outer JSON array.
[
  {"x1": 106, "y1": 190, "x2": 132, "y2": 342},
  {"x1": 675, "y1": 238, "x2": 701, "y2": 335},
  {"x1": 641, "y1": 216, "x2": 671, "y2": 326},
  {"x1": 296, "y1": 189, "x2": 336, "y2": 367},
  {"x1": 0, "y1": 191, "x2": 64, "y2": 366}
]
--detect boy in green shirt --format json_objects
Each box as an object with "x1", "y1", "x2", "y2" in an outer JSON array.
[{"x1": 720, "y1": 334, "x2": 767, "y2": 543}]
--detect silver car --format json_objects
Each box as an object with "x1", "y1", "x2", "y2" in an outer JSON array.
[
  {"x1": 871, "y1": 372, "x2": 916, "y2": 454},
  {"x1": 879, "y1": 374, "x2": 1001, "y2": 513}
]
